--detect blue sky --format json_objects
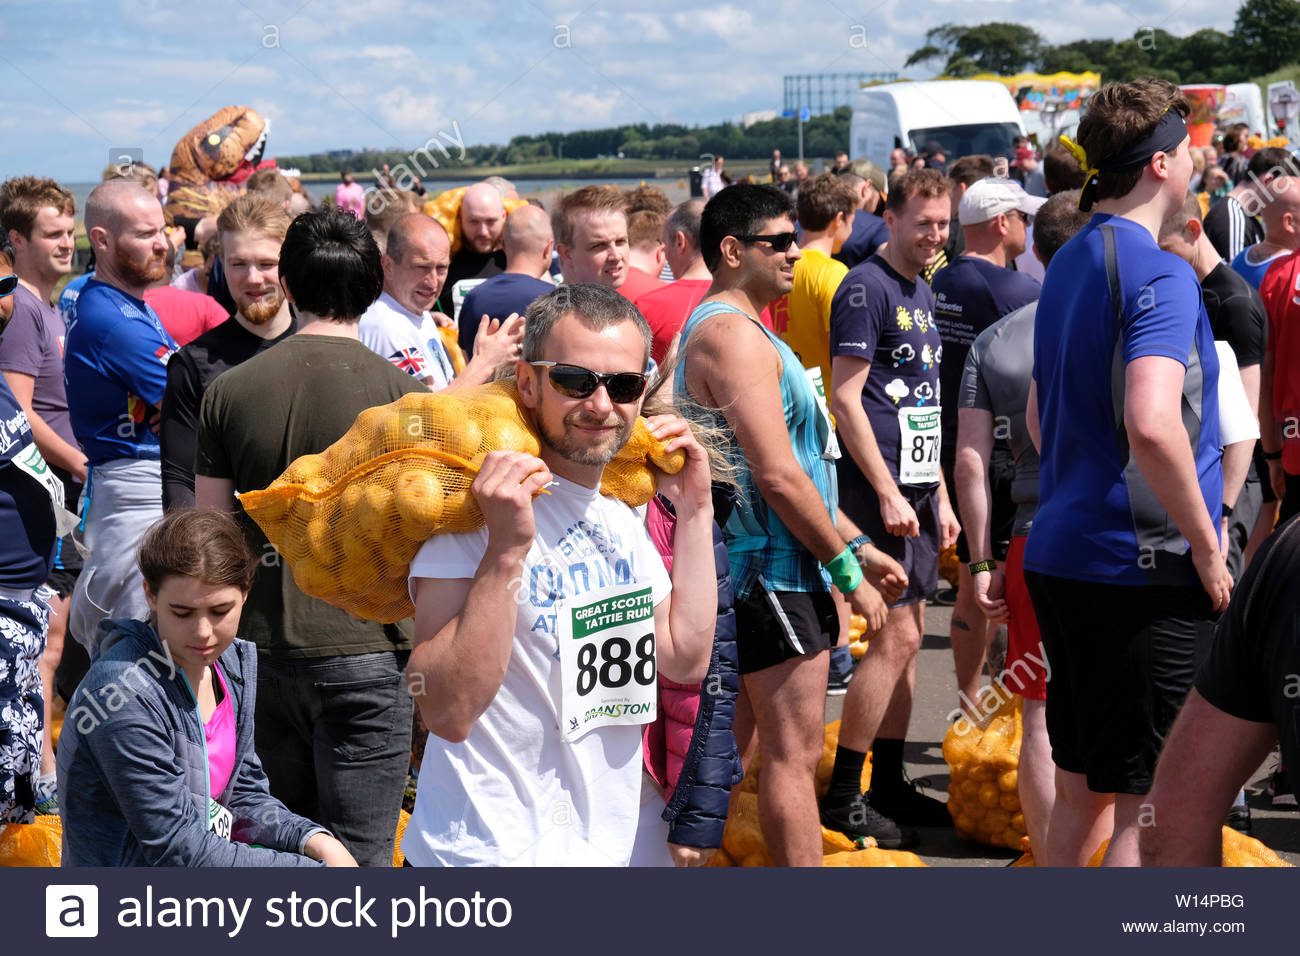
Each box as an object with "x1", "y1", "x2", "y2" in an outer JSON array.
[{"x1": 0, "y1": 0, "x2": 1240, "y2": 182}]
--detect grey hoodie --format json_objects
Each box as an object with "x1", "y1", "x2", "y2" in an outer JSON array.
[{"x1": 57, "y1": 618, "x2": 326, "y2": 866}]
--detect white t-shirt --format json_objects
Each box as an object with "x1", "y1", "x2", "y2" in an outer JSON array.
[
  {"x1": 359, "y1": 291, "x2": 456, "y2": 389},
  {"x1": 403, "y1": 476, "x2": 672, "y2": 866}
]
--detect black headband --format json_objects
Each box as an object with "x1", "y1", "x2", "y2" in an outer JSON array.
[{"x1": 1064, "y1": 109, "x2": 1190, "y2": 211}]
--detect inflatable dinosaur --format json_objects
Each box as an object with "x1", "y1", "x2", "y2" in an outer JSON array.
[{"x1": 164, "y1": 105, "x2": 270, "y2": 245}]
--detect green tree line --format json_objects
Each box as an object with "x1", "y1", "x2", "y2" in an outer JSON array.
[
  {"x1": 277, "y1": 108, "x2": 852, "y2": 174},
  {"x1": 906, "y1": 0, "x2": 1300, "y2": 84}
]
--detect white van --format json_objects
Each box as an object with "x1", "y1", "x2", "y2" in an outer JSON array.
[{"x1": 849, "y1": 80, "x2": 1027, "y2": 173}]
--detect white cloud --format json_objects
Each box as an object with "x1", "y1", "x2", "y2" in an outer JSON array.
[{"x1": 0, "y1": 0, "x2": 1256, "y2": 181}]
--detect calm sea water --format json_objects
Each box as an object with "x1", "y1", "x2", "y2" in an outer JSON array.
[{"x1": 65, "y1": 174, "x2": 680, "y2": 221}]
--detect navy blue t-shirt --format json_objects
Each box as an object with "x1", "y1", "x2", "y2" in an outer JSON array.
[
  {"x1": 1027, "y1": 214, "x2": 1221, "y2": 587},
  {"x1": 65, "y1": 279, "x2": 178, "y2": 465},
  {"x1": 931, "y1": 256, "x2": 1040, "y2": 458},
  {"x1": 833, "y1": 212, "x2": 890, "y2": 270},
  {"x1": 830, "y1": 254, "x2": 942, "y2": 491},
  {"x1": 458, "y1": 273, "x2": 553, "y2": 358},
  {"x1": 0, "y1": 374, "x2": 56, "y2": 589}
]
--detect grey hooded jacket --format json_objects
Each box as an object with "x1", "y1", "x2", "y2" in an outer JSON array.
[{"x1": 57, "y1": 618, "x2": 326, "y2": 866}]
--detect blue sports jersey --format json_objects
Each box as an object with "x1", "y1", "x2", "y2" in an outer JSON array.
[
  {"x1": 1026, "y1": 214, "x2": 1221, "y2": 587},
  {"x1": 58, "y1": 271, "x2": 92, "y2": 325},
  {"x1": 65, "y1": 279, "x2": 178, "y2": 465},
  {"x1": 1229, "y1": 245, "x2": 1287, "y2": 290}
]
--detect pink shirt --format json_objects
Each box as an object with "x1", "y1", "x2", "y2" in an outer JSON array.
[
  {"x1": 336, "y1": 181, "x2": 366, "y2": 218},
  {"x1": 205, "y1": 662, "x2": 237, "y2": 800}
]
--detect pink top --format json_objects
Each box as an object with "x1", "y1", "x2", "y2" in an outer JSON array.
[
  {"x1": 204, "y1": 662, "x2": 237, "y2": 800},
  {"x1": 335, "y1": 181, "x2": 366, "y2": 218}
]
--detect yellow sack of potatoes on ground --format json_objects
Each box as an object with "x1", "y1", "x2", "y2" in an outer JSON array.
[
  {"x1": 240, "y1": 380, "x2": 684, "y2": 624},
  {"x1": 0, "y1": 816, "x2": 62, "y2": 867},
  {"x1": 1011, "y1": 827, "x2": 1293, "y2": 867},
  {"x1": 943, "y1": 692, "x2": 1026, "y2": 850},
  {"x1": 718, "y1": 720, "x2": 925, "y2": 867}
]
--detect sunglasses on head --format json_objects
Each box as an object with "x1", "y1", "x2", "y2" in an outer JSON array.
[
  {"x1": 529, "y1": 361, "x2": 648, "y2": 404},
  {"x1": 735, "y1": 232, "x2": 798, "y2": 252},
  {"x1": 0, "y1": 275, "x2": 16, "y2": 298}
]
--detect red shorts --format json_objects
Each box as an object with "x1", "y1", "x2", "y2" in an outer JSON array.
[{"x1": 1003, "y1": 535, "x2": 1047, "y2": 700}]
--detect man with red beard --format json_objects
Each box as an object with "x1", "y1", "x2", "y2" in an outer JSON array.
[
  {"x1": 160, "y1": 195, "x2": 294, "y2": 509},
  {"x1": 64, "y1": 180, "x2": 177, "y2": 656}
]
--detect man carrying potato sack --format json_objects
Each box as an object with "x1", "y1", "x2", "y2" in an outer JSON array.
[
  {"x1": 195, "y1": 209, "x2": 426, "y2": 866},
  {"x1": 403, "y1": 283, "x2": 720, "y2": 867}
]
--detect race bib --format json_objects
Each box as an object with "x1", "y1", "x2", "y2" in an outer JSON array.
[
  {"x1": 557, "y1": 583, "x2": 657, "y2": 743},
  {"x1": 450, "y1": 278, "x2": 488, "y2": 322},
  {"x1": 12, "y1": 442, "x2": 78, "y2": 536},
  {"x1": 207, "y1": 798, "x2": 232, "y2": 841},
  {"x1": 804, "y1": 366, "x2": 840, "y2": 461},
  {"x1": 898, "y1": 406, "x2": 941, "y2": 485}
]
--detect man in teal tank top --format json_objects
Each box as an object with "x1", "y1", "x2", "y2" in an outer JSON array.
[{"x1": 675, "y1": 184, "x2": 906, "y2": 864}]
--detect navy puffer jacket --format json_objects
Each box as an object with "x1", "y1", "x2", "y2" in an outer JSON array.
[{"x1": 659, "y1": 492, "x2": 743, "y2": 849}]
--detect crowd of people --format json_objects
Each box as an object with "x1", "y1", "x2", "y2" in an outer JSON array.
[{"x1": 2, "y1": 74, "x2": 1299, "y2": 868}]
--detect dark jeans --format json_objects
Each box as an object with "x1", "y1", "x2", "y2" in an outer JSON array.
[{"x1": 254, "y1": 650, "x2": 413, "y2": 866}]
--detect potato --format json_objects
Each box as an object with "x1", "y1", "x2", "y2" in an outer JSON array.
[{"x1": 394, "y1": 470, "x2": 444, "y2": 533}]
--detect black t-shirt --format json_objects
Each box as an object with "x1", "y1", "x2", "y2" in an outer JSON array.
[
  {"x1": 160, "y1": 314, "x2": 298, "y2": 509},
  {"x1": 1195, "y1": 515, "x2": 1300, "y2": 802},
  {"x1": 437, "y1": 248, "x2": 506, "y2": 316},
  {"x1": 1204, "y1": 196, "x2": 1264, "y2": 263},
  {"x1": 930, "y1": 256, "x2": 1040, "y2": 459},
  {"x1": 196, "y1": 335, "x2": 427, "y2": 658},
  {"x1": 1200, "y1": 261, "x2": 1267, "y2": 368}
]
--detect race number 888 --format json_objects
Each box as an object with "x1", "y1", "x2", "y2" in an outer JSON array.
[{"x1": 576, "y1": 633, "x2": 655, "y2": 696}]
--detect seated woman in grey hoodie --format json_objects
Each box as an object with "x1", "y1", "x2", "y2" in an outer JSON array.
[{"x1": 57, "y1": 508, "x2": 356, "y2": 866}]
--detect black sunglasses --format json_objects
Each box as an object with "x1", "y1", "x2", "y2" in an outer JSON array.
[
  {"x1": 734, "y1": 232, "x2": 798, "y2": 252},
  {"x1": 0, "y1": 274, "x2": 16, "y2": 298},
  {"x1": 530, "y1": 362, "x2": 648, "y2": 403}
]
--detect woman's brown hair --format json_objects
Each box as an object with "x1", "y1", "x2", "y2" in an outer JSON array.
[{"x1": 138, "y1": 508, "x2": 257, "y2": 594}]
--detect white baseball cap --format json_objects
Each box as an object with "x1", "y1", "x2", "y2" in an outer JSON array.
[{"x1": 958, "y1": 177, "x2": 1047, "y2": 226}]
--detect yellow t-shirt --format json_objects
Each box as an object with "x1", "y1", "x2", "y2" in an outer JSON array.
[{"x1": 770, "y1": 247, "x2": 849, "y2": 392}]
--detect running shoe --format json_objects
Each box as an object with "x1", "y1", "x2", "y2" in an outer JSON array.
[
  {"x1": 819, "y1": 791, "x2": 919, "y2": 850},
  {"x1": 870, "y1": 777, "x2": 955, "y2": 828},
  {"x1": 826, "y1": 669, "x2": 853, "y2": 696},
  {"x1": 1226, "y1": 804, "x2": 1251, "y2": 834}
]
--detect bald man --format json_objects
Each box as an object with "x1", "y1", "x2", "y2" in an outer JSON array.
[
  {"x1": 436, "y1": 181, "x2": 508, "y2": 318},
  {"x1": 360, "y1": 212, "x2": 522, "y2": 390},
  {"x1": 1231, "y1": 179, "x2": 1300, "y2": 289},
  {"x1": 64, "y1": 180, "x2": 178, "y2": 655},
  {"x1": 458, "y1": 204, "x2": 555, "y2": 358}
]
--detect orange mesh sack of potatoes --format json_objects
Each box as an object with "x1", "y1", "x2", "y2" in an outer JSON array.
[
  {"x1": 943, "y1": 692, "x2": 1026, "y2": 850},
  {"x1": 239, "y1": 379, "x2": 685, "y2": 624},
  {"x1": 714, "y1": 719, "x2": 924, "y2": 867},
  {"x1": 0, "y1": 816, "x2": 62, "y2": 867},
  {"x1": 848, "y1": 613, "x2": 870, "y2": 659},
  {"x1": 1011, "y1": 826, "x2": 1293, "y2": 867}
]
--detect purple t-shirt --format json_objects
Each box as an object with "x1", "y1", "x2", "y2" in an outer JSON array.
[
  {"x1": 830, "y1": 253, "x2": 942, "y2": 487},
  {"x1": 0, "y1": 284, "x2": 77, "y2": 448}
]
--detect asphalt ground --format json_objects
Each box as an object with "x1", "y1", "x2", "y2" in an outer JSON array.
[{"x1": 824, "y1": 599, "x2": 1300, "y2": 867}]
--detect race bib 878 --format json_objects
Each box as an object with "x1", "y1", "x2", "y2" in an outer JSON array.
[{"x1": 558, "y1": 583, "x2": 657, "y2": 743}]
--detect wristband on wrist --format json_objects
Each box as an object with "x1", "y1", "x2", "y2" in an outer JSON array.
[
  {"x1": 968, "y1": 559, "x2": 997, "y2": 574},
  {"x1": 824, "y1": 547, "x2": 864, "y2": 594},
  {"x1": 1263, "y1": 449, "x2": 1282, "y2": 461},
  {"x1": 1222, "y1": 503, "x2": 1234, "y2": 519},
  {"x1": 846, "y1": 534, "x2": 872, "y2": 555}
]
